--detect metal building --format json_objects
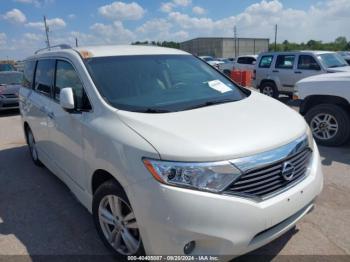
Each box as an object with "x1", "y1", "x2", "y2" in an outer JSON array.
[{"x1": 180, "y1": 37, "x2": 270, "y2": 58}]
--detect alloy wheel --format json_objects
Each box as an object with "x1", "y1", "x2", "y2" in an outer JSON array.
[
  {"x1": 98, "y1": 195, "x2": 140, "y2": 255},
  {"x1": 310, "y1": 113, "x2": 339, "y2": 141},
  {"x1": 262, "y1": 86, "x2": 274, "y2": 97}
]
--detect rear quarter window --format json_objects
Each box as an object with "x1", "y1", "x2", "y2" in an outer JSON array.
[{"x1": 23, "y1": 60, "x2": 36, "y2": 88}]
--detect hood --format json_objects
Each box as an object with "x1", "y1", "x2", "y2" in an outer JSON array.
[
  {"x1": 327, "y1": 66, "x2": 350, "y2": 73},
  {"x1": 117, "y1": 91, "x2": 307, "y2": 162},
  {"x1": 0, "y1": 84, "x2": 21, "y2": 95},
  {"x1": 298, "y1": 72, "x2": 350, "y2": 84}
]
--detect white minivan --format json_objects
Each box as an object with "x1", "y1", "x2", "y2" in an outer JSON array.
[{"x1": 20, "y1": 45, "x2": 323, "y2": 260}]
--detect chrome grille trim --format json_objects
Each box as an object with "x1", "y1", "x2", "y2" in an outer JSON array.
[{"x1": 224, "y1": 135, "x2": 312, "y2": 201}]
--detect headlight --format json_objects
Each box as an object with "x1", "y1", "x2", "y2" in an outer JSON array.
[
  {"x1": 143, "y1": 159, "x2": 241, "y2": 193},
  {"x1": 306, "y1": 125, "x2": 314, "y2": 150}
]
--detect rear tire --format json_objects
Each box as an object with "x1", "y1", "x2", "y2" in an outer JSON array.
[
  {"x1": 25, "y1": 127, "x2": 44, "y2": 167},
  {"x1": 260, "y1": 82, "x2": 278, "y2": 98},
  {"x1": 93, "y1": 180, "x2": 145, "y2": 261},
  {"x1": 305, "y1": 104, "x2": 350, "y2": 147}
]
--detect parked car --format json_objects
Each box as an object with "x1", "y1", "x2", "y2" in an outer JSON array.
[
  {"x1": 232, "y1": 55, "x2": 258, "y2": 71},
  {"x1": 198, "y1": 56, "x2": 224, "y2": 68},
  {"x1": 254, "y1": 51, "x2": 350, "y2": 98},
  {"x1": 338, "y1": 51, "x2": 350, "y2": 65},
  {"x1": 296, "y1": 72, "x2": 350, "y2": 146},
  {"x1": 217, "y1": 58, "x2": 235, "y2": 75},
  {"x1": 0, "y1": 71, "x2": 23, "y2": 110},
  {"x1": 0, "y1": 63, "x2": 16, "y2": 72},
  {"x1": 20, "y1": 45, "x2": 323, "y2": 260}
]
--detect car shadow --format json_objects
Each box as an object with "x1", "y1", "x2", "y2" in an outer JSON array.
[
  {"x1": 0, "y1": 145, "x2": 116, "y2": 261},
  {"x1": 0, "y1": 109, "x2": 19, "y2": 117},
  {"x1": 318, "y1": 142, "x2": 350, "y2": 166}
]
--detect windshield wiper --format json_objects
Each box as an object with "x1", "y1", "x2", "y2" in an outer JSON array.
[
  {"x1": 142, "y1": 108, "x2": 171, "y2": 113},
  {"x1": 185, "y1": 99, "x2": 237, "y2": 110}
]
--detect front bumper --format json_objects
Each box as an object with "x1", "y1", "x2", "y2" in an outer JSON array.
[
  {"x1": 129, "y1": 142, "x2": 323, "y2": 257},
  {"x1": 0, "y1": 97, "x2": 19, "y2": 110}
]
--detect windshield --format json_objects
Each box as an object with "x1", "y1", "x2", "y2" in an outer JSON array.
[
  {"x1": 85, "y1": 55, "x2": 247, "y2": 112},
  {"x1": 0, "y1": 72, "x2": 23, "y2": 85},
  {"x1": 202, "y1": 57, "x2": 214, "y2": 62},
  {"x1": 0, "y1": 64, "x2": 15, "y2": 72},
  {"x1": 318, "y1": 53, "x2": 348, "y2": 68}
]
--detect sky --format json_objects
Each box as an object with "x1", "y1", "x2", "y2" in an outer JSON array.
[{"x1": 0, "y1": 0, "x2": 350, "y2": 60}]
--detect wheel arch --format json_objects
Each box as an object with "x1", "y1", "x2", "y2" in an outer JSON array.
[
  {"x1": 260, "y1": 79, "x2": 277, "y2": 88},
  {"x1": 300, "y1": 95, "x2": 350, "y2": 115},
  {"x1": 91, "y1": 169, "x2": 125, "y2": 195}
]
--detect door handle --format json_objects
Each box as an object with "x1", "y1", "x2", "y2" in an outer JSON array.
[
  {"x1": 294, "y1": 71, "x2": 302, "y2": 74},
  {"x1": 272, "y1": 70, "x2": 279, "y2": 73},
  {"x1": 47, "y1": 111, "x2": 55, "y2": 119}
]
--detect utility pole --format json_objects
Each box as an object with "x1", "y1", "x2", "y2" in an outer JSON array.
[
  {"x1": 233, "y1": 25, "x2": 237, "y2": 57},
  {"x1": 43, "y1": 16, "x2": 51, "y2": 50},
  {"x1": 75, "y1": 37, "x2": 78, "y2": 47},
  {"x1": 274, "y1": 24, "x2": 278, "y2": 51}
]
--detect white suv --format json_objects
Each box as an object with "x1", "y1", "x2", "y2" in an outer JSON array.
[
  {"x1": 254, "y1": 51, "x2": 350, "y2": 98},
  {"x1": 296, "y1": 72, "x2": 350, "y2": 146},
  {"x1": 20, "y1": 45, "x2": 323, "y2": 259}
]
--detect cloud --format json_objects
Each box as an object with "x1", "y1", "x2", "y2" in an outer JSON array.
[
  {"x1": 13, "y1": 0, "x2": 55, "y2": 8},
  {"x1": 173, "y1": 0, "x2": 191, "y2": 6},
  {"x1": 25, "y1": 18, "x2": 66, "y2": 30},
  {"x1": 192, "y1": 6, "x2": 206, "y2": 15},
  {"x1": 160, "y1": 0, "x2": 192, "y2": 13},
  {"x1": 160, "y1": 2, "x2": 175, "y2": 13},
  {"x1": 2, "y1": 9, "x2": 27, "y2": 23},
  {"x1": 68, "y1": 14, "x2": 76, "y2": 19},
  {"x1": 24, "y1": 32, "x2": 42, "y2": 41},
  {"x1": 165, "y1": 0, "x2": 350, "y2": 43},
  {"x1": 90, "y1": 21, "x2": 136, "y2": 43},
  {"x1": 98, "y1": 1, "x2": 145, "y2": 21},
  {"x1": 0, "y1": 33, "x2": 7, "y2": 48}
]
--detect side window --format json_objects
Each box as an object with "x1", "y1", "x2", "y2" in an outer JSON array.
[
  {"x1": 275, "y1": 55, "x2": 295, "y2": 69},
  {"x1": 237, "y1": 57, "x2": 246, "y2": 64},
  {"x1": 34, "y1": 59, "x2": 55, "y2": 97},
  {"x1": 23, "y1": 60, "x2": 36, "y2": 88},
  {"x1": 246, "y1": 57, "x2": 256, "y2": 65},
  {"x1": 55, "y1": 60, "x2": 91, "y2": 110},
  {"x1": 298, "y1": 55, "x2": 320, "y2": 70},
  {"x1": 259, "y1": 56, "x2": 273, "y2": 68}
]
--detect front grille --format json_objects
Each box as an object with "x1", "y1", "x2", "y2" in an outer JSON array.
[
  {"x1": 3, "y1": 102, "x2": 19, "y2": 107},
  {"x1": 225, "y1": 148, "x2": 312, "y2": 199},
  {"x1": 3, "y1": 94, "x2": 18, "y2": 98}
]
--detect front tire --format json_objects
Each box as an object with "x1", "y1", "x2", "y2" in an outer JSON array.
[
  {"x1": 93, "y1": 180, "x2": 145, "y2": 260},
  {"x1": 305, "y1": 104, "x2": 350, "y2": 146},
  {"x1": 260, "y1": 82, "x2": 279, "y2": 98},
  {"x1": 26, "y1": 127, "x2": 43, "y2": 166}
]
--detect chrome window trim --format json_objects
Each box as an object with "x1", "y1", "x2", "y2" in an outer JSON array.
[{"x1": 230, "y1": 134, "x2": 309, "y2": 173}]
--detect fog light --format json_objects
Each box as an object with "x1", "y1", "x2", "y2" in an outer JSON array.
[{"x1": 184, "y1": 241, "x2": 196, "y2": 254}]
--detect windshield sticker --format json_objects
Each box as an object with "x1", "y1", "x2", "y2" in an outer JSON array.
[{"x1": 207, "y1": 80, "x2": 232, "y2": 93}]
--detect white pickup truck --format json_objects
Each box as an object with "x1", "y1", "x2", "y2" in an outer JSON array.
[{"x1": 296, "y1": 72, "x2": 350, "y2": 146}]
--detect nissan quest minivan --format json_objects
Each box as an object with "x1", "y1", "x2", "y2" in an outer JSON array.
[{"x1": 19, "y1": 45, "x2": 323, "y2": 260}]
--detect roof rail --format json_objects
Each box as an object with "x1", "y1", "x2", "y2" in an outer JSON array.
[{"x1": 34, "y1": 44, "x2": 72, "y2": 54}]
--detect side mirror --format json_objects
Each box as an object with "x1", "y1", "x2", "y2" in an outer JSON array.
[{"x1": 60, "y1": 87, "x2": 75, "y2": 110}]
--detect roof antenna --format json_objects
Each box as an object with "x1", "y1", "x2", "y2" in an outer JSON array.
[{"x1": 43, "y1": 15, "x2": 51, "y2": 50}]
